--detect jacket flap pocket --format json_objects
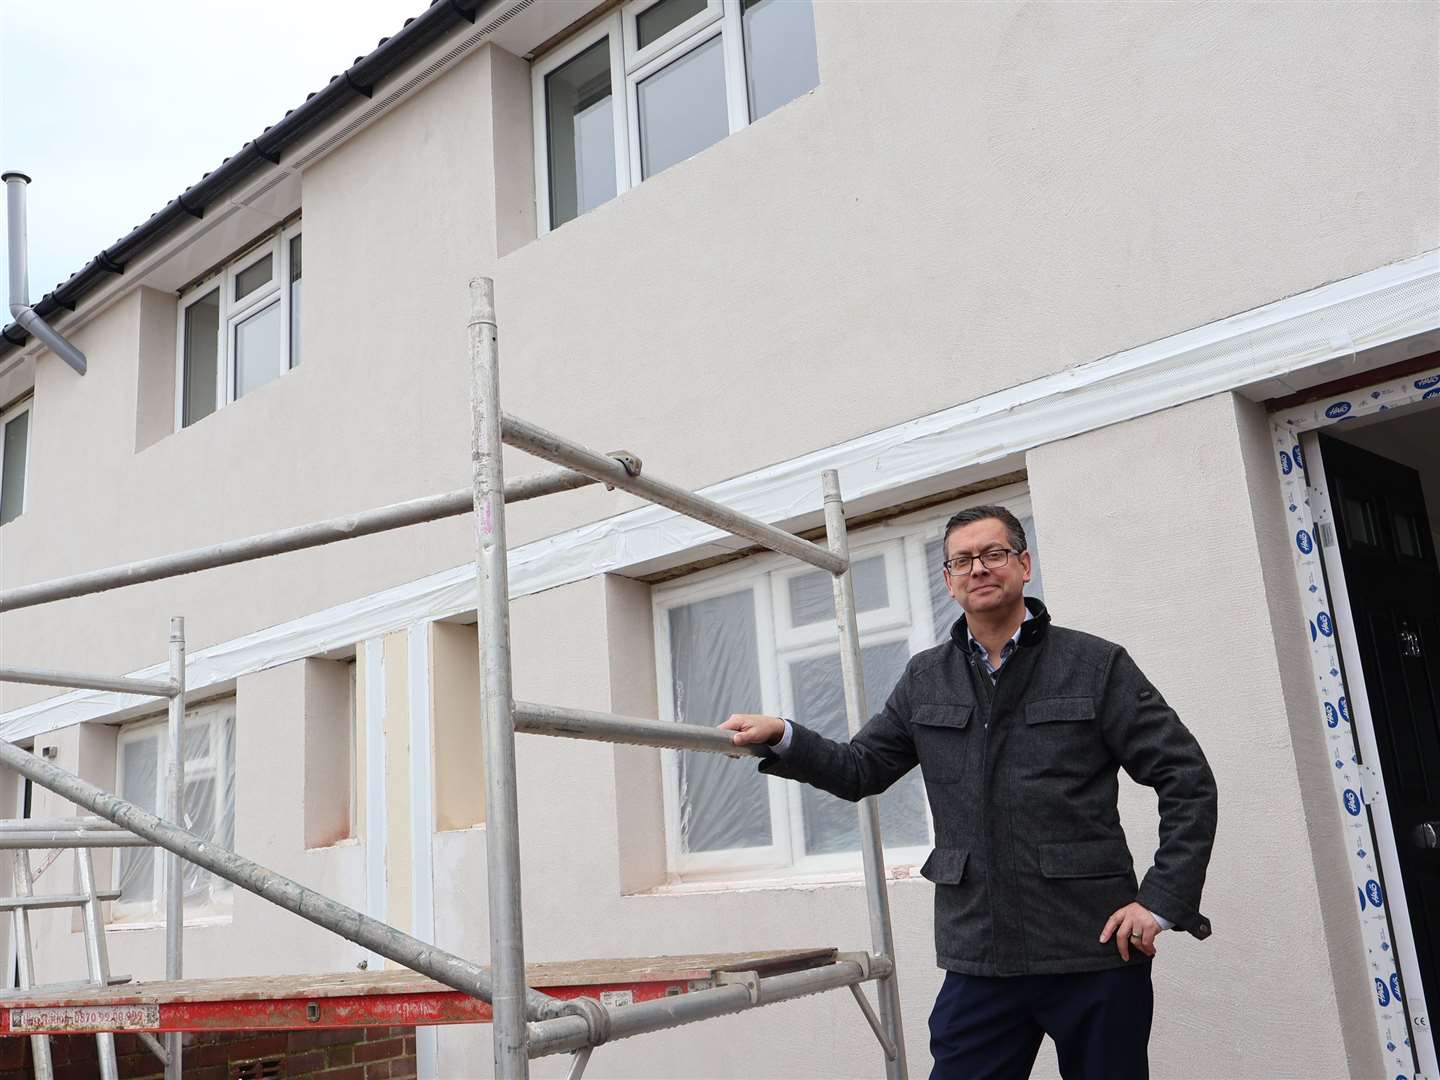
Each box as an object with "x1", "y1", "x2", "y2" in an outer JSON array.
[
  {"x1": 920, "y1": 848, "x2": 969, "y2": 885},
  {"x1": 1025, "y1": 697, "x2": 1095, "y2": 725},
  {"x1": 913, "y1": 703, "x2": 973, "y2": 730},
  {"x1": 1037, "y1": 838, "x2": 1132, "y2": 879}
]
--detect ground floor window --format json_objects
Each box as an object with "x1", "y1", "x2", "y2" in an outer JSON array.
[
  {"x1": 653, "y1": 486, "x2": 1042, "y2": 878},
  {"x1": 114, "y1": 699, "x2": 236, "y2": 922}
]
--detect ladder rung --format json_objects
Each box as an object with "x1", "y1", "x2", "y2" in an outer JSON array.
[{"x1": 0, "y1": 891, "x2": 122, "y2": 911}]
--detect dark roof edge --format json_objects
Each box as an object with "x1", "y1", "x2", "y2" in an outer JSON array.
[{"x1": 1, "y1": 0, "x2": 499, "y2": 362}]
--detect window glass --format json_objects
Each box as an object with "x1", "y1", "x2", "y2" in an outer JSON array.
[
  {"x1": 788, "y1": 555, "x2": 888, "y2": 627},
  {"x1": 547, "y1": 40, "x2": 617, "y2": 227},
  {"x1": 116, "y1": 706, "x2": 235, "y2": 916},
  {"x1": 669, "y1": 589, "x2": 772, "y2": 853},
  {"x1": 234, "y1": 253, "x2": 273, "y2": 302},
  {"x1": 117, "y1": 734, "x2": 160, "y2": 905},
  {"x1": 661, "y1": 497, "x2": 1041, "y2": 874},
  {"x1": 790, "y1": 642, "x2": 930, "y2": 854},
  {"x1": 182, "y1": 289, "x2": 220, "y2": 427},
  {"x1": 289, "y1": 235, "x2": 302, "y2": 368},
  {"x1": 742, "y1": 0, "x2": 819, "y2": 121},
  {"x1": 0, "y1": 408, "x2": 30, "y2": 525},
  {"x1": 637, "y1": 34, "x2": 729, "y2": 178},
  {"x1": 234, "y1": 300, "x2": 283, "y2": 399},
  {"x1": 637, "y1": 0, "x2": 707, "y2": 49}
]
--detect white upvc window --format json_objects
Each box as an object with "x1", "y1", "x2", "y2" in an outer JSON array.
[
  {"x1": 113, "y1": 699, "x2": 236, "y2": 923},
  {"x1": 653, "y1": 488, "x2": 1043, "y2": 880},
  {"x1": 534, "y1": 0, "x2": 820, "y2": 232},
  {"x1": 176, "y1": 224, "x2": 302, "y2": 429},
  {"x1": 0, "y1": 396, "x2": 32, "y2": 526}
]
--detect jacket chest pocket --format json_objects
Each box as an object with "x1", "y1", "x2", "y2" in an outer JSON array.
[
  {"x1": 1024, "y1": 697, "x2": 1095, "y2": 728},
  {"x1": 912, "y1": 703, "x2": 974, "y2": 783}
]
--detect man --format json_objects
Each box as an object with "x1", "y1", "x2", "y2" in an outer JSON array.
[{"x1": 721, "y1": 506, "x2": 1217, "y2": 1080}]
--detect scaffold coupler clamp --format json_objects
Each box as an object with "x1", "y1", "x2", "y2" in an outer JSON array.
[
  {"x1": 604, "y1": 451, "x2": 643, "y2": 489},
  {"x1": 559, "y1": 995, "x2": 612, "y2": 1046},
  {"x1": 714, "y1": 968, "x2": 763, "y2": 1005},
  {"x1": 837, "y1": 951, "x2": 875, "y2": 978}
]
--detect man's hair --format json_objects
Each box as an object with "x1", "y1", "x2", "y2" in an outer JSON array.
[{"x1": 942, "y1": 505, "x2": 1028, "y2": 554}]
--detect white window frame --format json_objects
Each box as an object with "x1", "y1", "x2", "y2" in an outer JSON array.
[
  {"x1": 0, "y1": 395, "x2": 33, "y2": 525},
  {"x1": 174, "y1": 221, "x2": 302, "y2": 430},
  {"x1": 111, "y1": 699, "x2": 236, "y2": 926},
  {"x1": 534, "y1": 0, "x2": 809, "y2": 234},
  {"x1": 653, "y1": 484, "x2": 1037, "y2": 881}
]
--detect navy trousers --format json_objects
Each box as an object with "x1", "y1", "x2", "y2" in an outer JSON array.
[{"x1": 928, "y1": 963, "x2": 1153, "y2": 1080}]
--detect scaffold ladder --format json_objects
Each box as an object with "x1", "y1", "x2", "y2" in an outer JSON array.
[{"x1": 0, "y1": 275, "x2": 909, "y2": 1079}]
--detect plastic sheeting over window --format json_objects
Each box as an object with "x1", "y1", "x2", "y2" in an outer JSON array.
[
  {"x1": 116, "y1": 700, "x2": 236, "y2": 918},
  {"x1": 789, "y1": 643, "x2": 929, "y2": 854},
  {"x1": 659, "y1": 495, "x2": 1044, "y2": 875},
  {"x1": 669, "y1": 589, "x2": 771, "y2": 854}
]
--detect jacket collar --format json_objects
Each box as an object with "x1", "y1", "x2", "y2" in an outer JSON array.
[{"x1": 950, "y1": 596, "x2": 1052, "y2": 653}]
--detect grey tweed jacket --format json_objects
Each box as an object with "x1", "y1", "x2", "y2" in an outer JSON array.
[{"x1": 759, "y1": 598, "x2": 1218, "y2": 976}]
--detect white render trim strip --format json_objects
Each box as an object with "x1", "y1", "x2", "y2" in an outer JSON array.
[
  {"x1": 362, "y1": 637, "x2": 387, "y2": 972},
  {"x1": 1271, "y1": 365, "x2": 1440, "y2": 1080},
  {"x1": 2, "y1": 250, "x2": 1437, "y2": 745},
  {"x1": 407, "y1": 623, "x2": 440, "y2": 1080}
]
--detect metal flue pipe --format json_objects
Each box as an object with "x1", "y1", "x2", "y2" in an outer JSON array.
[{"x1": 4, "y1": 173, "x2": 87, "y2": 375}]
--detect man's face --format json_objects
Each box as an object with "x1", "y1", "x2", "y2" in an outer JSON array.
[{"x1": 943, "y1": 517, "x2": 1032, "y2": 618}]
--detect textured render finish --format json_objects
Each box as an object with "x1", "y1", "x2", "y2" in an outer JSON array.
[{"x1": 1028, "y1": 394, "x2": 1361, "y2": 1078}]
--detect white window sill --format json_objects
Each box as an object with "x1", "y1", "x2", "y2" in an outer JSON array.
[
  {"x1": 635, "y1": 862, "x2": 924, "y2": 898},
  {"x1": 105, "y1": 912, "x2": 233, "y2": 932}
]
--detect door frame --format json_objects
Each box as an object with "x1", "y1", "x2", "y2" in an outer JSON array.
[{"x1": 1272, "y1": 364, "x2": 1440, "y2": 1079}]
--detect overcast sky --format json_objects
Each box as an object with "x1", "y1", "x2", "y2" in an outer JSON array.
[{"x1": 0, "y1": 0, "x2": 424, "y2": 313}]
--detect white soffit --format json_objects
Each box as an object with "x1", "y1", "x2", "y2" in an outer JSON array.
[{"x1": 4, "y1": 249, "x2": 1437, "y2": 742}]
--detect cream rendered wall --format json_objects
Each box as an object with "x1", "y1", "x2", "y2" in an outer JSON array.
[
  {"x1": 3, "y1": 3, "x2": 1436, "y2": 714},
  {"x1": 1028, "y1": 392, "x2": 1370, "y2": 1079}
]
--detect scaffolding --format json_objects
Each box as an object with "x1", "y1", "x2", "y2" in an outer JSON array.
[{"x1": 0, "y1": 278, "x2": 909, "y2": 1079}]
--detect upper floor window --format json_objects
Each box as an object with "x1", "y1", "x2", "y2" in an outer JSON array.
[
  {"x1": 178, "y1": 225, "x2": 302, "y2": 429},
  {"x1": 652, "y1": 490, "x2": 1043, "y2": 880},
  {"x1": 114, "y1": 699, "x2": 236, "y2": 922},
  {"x1": 535, "y1": 0, "x2": 819, "y2": 231},
  {"x1": 0, "y1": 397, "x2": 31, "y2": 526}
]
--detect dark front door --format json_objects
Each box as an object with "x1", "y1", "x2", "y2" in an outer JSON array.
[{"x1": 1320, "y1": 432, "x2": 1440, "y2": 1035}]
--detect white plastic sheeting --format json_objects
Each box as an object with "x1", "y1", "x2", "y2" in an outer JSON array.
[
  {"x1": 663, "y1": 506, "x2": 1046, "y2": 865},
  {"x1": 115, "y1": 700, "x2": 236, "y2": 918}
]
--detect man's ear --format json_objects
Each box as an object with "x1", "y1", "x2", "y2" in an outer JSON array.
[{"x1": 1020, "y1": 551, "x2": 1032, "y2": 583}]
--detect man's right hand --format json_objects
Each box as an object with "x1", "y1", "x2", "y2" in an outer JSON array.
[{"x1": 720, "y1": 714, "x2": 786, "y2": 747}]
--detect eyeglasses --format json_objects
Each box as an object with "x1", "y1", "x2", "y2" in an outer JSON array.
[{"x1": 943, "y1": 548, "x2": 1020, "y2": 575}]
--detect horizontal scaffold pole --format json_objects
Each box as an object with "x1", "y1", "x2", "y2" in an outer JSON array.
[
  {"x1": 0, "y1": 739, "x2": 566, "y2": 1021},
  {"x1": 525, "y1": 953, "x2": 892, "y2": 1058},
  {"x1": 499, "y1": 414, "x2": 848, "y2": 576},
  {"x1": 0, "y1": 466, "x2": 611, "y2": 613},
  {"x1": 0, "y1": 666, "x2": 177, "y2": 698},
  {"x1": 513, "y1": 702, "x2": 766, "y2": 757}
]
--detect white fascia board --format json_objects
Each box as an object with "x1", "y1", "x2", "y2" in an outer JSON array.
[{"x1": 4, "y1": 249, "x2": 1437, "y2": 742}]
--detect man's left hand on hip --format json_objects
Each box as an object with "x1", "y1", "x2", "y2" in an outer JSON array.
[{"x1": 1099, "y1": 902, "x2": 1165, "y2": 961}]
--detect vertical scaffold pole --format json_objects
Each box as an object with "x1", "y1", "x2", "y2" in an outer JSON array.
[
  {"x1": 822, "y1": 469, "x2": 909, "y2": 1080},
  {"x1": 164, "y1": 616, "x2": 185, "y2": 1079},
  {"x1": 468, "y1": 277, "x2": 529, "y2": 1079}
]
